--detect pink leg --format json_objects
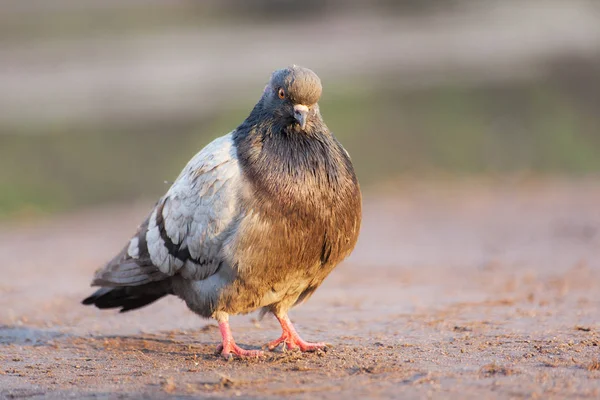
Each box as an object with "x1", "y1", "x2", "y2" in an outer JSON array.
[
  {"x1": 267, "y1": 314, "x2": 328, "y2": 352},
  {"x1": 216, "y1": 320, "x2": 263, "y2": 359}
]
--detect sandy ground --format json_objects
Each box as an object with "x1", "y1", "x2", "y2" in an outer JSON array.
[{"x1": 1, "y1": 180, "x2": 600, "y2": 399}]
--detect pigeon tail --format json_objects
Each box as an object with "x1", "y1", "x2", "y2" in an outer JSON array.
[{"x1": 82, "y1": 281, "x2": 171, "y2": 313}]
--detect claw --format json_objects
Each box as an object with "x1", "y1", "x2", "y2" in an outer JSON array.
[
  {"x1": 267, "y1": 335, "x2": 327, "y2": 352},
  {"x1": 219, "y1": 343, "x2": 263, "y2": 359}
]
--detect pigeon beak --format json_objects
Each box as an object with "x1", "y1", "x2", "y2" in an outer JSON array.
[{"x1": 293, "y1": 104, "x2": 309, "y2": 130}]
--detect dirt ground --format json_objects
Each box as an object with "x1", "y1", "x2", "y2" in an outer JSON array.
[{"x1": 1, "y1": 180, "x2": 599, "y2": 399}]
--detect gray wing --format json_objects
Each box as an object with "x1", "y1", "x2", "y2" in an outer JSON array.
[{"x1": 92, "y1": 133, "x2": 242, "y2": 287}]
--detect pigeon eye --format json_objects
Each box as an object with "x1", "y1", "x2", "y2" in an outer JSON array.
[{"x1": 277, "y1": 88, "x2": 286, "y2": 100}]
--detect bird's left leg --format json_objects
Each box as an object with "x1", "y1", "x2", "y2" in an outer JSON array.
[{"x1": 267, "y1": 313, "x2": 328, "y2": 352}]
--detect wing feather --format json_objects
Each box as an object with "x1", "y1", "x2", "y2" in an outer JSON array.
[{"x1": 92, "y1": 133, "x2": 241, "y2": 287}]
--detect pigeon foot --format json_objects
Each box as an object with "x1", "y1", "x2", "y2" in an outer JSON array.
[
  {"x1": 267, "y1": 334, "x2": 327, "y2": 352},
  {"x1": 217, "y1": 320, "x2": 263, "y2": 359},
  {"x1": 216, "y1": 343, "x2": 263, "y2": 359},
  {"x1": 267, "y1": 314, "x2": 328, "y2": 352}
]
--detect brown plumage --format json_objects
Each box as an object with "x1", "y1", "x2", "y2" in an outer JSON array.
[{"x1": 82, "y1": 65, "x2": 362, "y2": 358}]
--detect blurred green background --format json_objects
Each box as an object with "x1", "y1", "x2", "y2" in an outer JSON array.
[{"x1": 1, "y1": 0, "x2": 599, "y2": 219}]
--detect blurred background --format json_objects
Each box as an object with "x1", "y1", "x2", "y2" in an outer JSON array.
[{"x1": 0, "y1": 0, "x2": 599, "y2": 219}]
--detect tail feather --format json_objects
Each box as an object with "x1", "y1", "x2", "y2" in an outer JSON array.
[{"x1": 82, "y1": 281, "x2": 171, "y2": 313}]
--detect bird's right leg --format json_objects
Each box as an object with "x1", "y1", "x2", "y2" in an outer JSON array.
[{"x1": 214, "y1": 312, "x2": 263, "y2": 359}]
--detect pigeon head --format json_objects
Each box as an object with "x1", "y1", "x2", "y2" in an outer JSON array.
[{"x1": 262, "y1": 65, "x2": 323, "y2": 131}]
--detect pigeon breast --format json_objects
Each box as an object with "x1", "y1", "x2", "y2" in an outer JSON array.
[{"x1": 214, "y1": 114, "x2": 362, "y2": 315}]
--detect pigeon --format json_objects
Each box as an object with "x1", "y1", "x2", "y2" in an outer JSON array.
[{"x1": 82, "y1": 65, "x2": 362, "y2": 358}]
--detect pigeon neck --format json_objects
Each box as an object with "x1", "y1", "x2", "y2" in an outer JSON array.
[{"x1": 234, "y1": 114, "x2": 356, "y2": 201}]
